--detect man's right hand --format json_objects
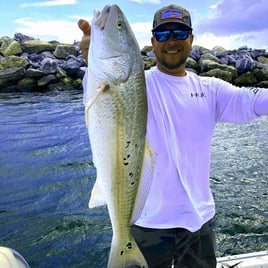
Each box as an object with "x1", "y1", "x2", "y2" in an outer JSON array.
[{"x1": 78, "y1": 19, "x2": 91, "y2": 63}]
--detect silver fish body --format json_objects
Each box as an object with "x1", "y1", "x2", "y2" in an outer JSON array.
[{"x1": 85, "y1": 4, "x2": 152, "y2": 268}]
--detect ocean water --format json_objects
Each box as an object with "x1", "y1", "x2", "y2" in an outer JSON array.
[{"x1": 0, "y1": 91, "x2": 267, "y2": 267}]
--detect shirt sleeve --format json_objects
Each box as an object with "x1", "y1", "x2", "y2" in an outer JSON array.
[
  {"x1": 254, "y1": 88, "x2": 268, "y2": 116},
  {"x1": 213, "y1": 78, "x2": 265, "y2": 123}
]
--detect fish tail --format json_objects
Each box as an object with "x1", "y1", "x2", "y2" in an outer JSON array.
[{"x1": 107, "y1": 236, "x2": 148, "y2": 268}]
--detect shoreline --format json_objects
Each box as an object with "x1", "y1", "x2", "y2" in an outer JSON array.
[{"x1": 0, "y1": 33, "x2": 268, "y2": 92}]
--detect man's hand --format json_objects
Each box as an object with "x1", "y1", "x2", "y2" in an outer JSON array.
[{"x1": 78, "y1": 19, "x2": 91, "y2": 63}]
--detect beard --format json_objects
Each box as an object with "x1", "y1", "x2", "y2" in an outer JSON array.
[{"x1": 157, "y1": 54, "x2": 188, "y2": 71}]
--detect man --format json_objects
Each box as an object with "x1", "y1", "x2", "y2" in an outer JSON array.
[{"x1": 78, "y1": 4, "x2": 268, "y2": 268}]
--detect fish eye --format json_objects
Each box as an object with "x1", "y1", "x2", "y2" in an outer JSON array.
[{"x1": 117, "y1": 21, "x2": 123, "y2": 30}]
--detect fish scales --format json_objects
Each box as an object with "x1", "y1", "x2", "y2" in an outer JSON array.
[{"x1": 85, "y1": 4, "x2": 151, "y2": 268}]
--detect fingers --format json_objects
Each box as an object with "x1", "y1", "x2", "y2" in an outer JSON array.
[
  {"x1": 78, "y1": 19, "x2": 91, "y2": 36},
  {"x1": 78, "y1": 19, "x2": 91, "y2": 62}
]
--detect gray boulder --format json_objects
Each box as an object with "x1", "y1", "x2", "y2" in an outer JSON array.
[
  {"x1": 233, "y1": 71, "x2": 258, "y2": 86},
  {"x1": 0, "y1": 36, "x2": 22, "y2": 56},
  {"x1": 0, "y1": 67, "x2": 26, "y2": 88},
  {"x1": 40, "y1": 58, "x2": 58, "y2": 74},
  {"x1": 54, "y1": 44, "x2": 78, "y2": 59},
  {"x1": 21, "y1": 40, "x2": 57, "y2": 54}
]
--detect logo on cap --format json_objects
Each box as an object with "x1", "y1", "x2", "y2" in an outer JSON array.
[{"x1": 161, "y1": 9, "x2": 183, "y2": 20}]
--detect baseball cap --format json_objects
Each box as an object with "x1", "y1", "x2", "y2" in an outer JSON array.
[{"x1": 152, "y1": 4, "x2": 192, "y2": 31}]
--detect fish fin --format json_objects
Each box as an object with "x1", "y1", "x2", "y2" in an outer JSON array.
[
  {"x1": 88, "y1": 179, "x2": 106, "y2": 208},
  {"x1": 108, "y1": 236, "x2": 148, "y2": 268},
  {"x1": 131, "y1": 140, "x2": 156, "y2": 223},
  {"x1": 85, "y1": 81, "x2": 110, "y2": 127}
]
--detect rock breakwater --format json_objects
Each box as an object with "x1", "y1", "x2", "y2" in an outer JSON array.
[{"x1": 0, "y1": 33, "x2": 268, "y2": 92}]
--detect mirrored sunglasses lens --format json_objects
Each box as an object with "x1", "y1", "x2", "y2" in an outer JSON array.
[
  {"x1": 173, "y1": 30, "x2": 189, "y2": 40},
  {"x1": 155, "y1": 31, "x2": 170, "y2": 42}
]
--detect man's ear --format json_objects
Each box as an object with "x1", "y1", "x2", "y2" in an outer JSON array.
[
  {"x1": 151, "y1": 36, "x2": 155, "y2": 52},
  {"x1": 189, "y1": 34, "x2": 194, "y2": 50}
]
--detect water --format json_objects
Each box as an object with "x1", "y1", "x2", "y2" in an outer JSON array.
[{"x1": 0, "y1": 91, "x2": 267, "y2": 267}]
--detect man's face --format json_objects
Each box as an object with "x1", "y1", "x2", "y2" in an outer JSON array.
[{"x1": 151, "y1": 23, "x2": 194, "y2": 76}]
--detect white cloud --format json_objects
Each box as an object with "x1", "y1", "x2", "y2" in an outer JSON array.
[
  {"x1": 194, "y1": 30, "x2": 268, "y2": 50},
  {"x1": 130, "y1": 22, "x2": 152, "y2": 49},
  {"x1": 15, "y1": 17, "x2": 82, "y2": 43},
  {"x1": 15, "y1": 17, "x2": 152, "y2": 48},
  {"x1": 209, "y1": 4, "x2": 218, "y2": 9},
  {"x1": 209, "y1": 0, "x2": 222, "y2": 9},
  {"x1": 20, "y1": 0, "x2": 77, "y2": 8},
  {"x1": 195, "y1": 0, "x2": 268, "y2": 35}
]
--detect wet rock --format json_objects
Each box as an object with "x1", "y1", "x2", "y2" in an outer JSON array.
[
  {"x1": 0, "y1": 55, "x2": 29, "y2": 69},
  {"x1": 37, "y1": 74, "x2": 58, "y2": 87},
  {"x1": 0, "y1": 33, "x2": 268, "y2": 92},
  {"x1": 21, "y1": 40, "x2": 57, "y2": 54},
  {"x1": 141, "y1": 45, "x2": 153, "y2": 56},
  {"x1": 235, "y1": 55, "x2": 255, "y2": 74},
  {"x1": 0, "y1": 67, "x2": 27, "y2": 88},
  {"x1": 255, "y1": 80, "x2": 268, "y2": 88},
  {"x1": 143, "y1": 56, "x2": 156, "y2": 70},
  {"x1": 76, "y1": 67, "x2": 87, "y2": 80},
  {"x1": 40, "y1": 58, "x2": 58, "y2": 74},
  {"x1": 54, "y1": 44, "x2": 78, "y2": 59},
  {"x1": 257, "y1": 56, "x2": 268, "y2": 65},
  {"x1": 186, "y1": 57, "x2": 199, "y2": 72},
  {"x1": 26, "y1": 68, "x2": 46, "y2": 78},
  {"x1": 199, "y1": 53, "x2": 220, "y2": 63},
  {"x1": 199, "y1": 59, "x2": 222, "y2": 73},
  {"x1": 249, "y1": 49, "x2": 267, "y2": 60},
  {"x1": 189, "y1": 46, "x2": 203, "y2": 61},
  {"x1": 14, "y1": 33, "x2": 34, "y2": 44},
  {"x1": 41, "y1": 51, "x2": 55, "y2": 59},
  {"x1": 61, "y1": 56, "x2": 81, "y2": 76},
  {"x1": 233, "y1": 71, "x2": 258, "y2": 86},
  {"x1": 212, "y1": 46, "x2": 226, "y2": 56},
  {"x1": 253, "y1": 67, "x2": 268, "y2": 81},
  {"x1": 17, "y1": 77, "x2": 37, "y2": 91},
  {"x1": 200, "y1": 69, "x2": 234, "y2": 82},
  {"x1": 0, "y1": 36, "x2": 22, "y2": 56}
]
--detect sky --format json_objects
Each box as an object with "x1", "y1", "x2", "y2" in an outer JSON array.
[{"x1": 1, "y1": 0, "x2": 267, "y2": 51}]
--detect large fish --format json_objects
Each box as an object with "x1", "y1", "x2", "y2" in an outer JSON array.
[{"x1": 84, "y1": 4, "x2": 153, "y2": 268}]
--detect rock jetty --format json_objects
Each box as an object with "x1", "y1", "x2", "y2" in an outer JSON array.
[{"x1": 0, "y1": 33, "x2": 268, "y2": 92}]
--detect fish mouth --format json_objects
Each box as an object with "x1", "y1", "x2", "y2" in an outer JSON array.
[{"x1": 94, "y1": 5, "x2": 111, "y2": 30}]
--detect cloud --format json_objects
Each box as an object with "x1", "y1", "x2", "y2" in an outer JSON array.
[
  {"x1": 191, "y1": 0, "x2": 268, "y2": 50},
  {"x1": 15, "y1": 17, "x2": 82, "y2": 43},
  {"x1": 195, "y1": 0, "x2": 268, "y2": 35},
  {"x1": 20, "y1": 0, "x2": 77, "y2": 8},
  {"x1": 14, "y1": 16, "x2": 151, "y2": 48},
  {"x1": 130, "y1": 22, "x2": 152, "y2": 48},
  {"x1": 194, "y1": 29, "x2": 268, "y2": 50}
]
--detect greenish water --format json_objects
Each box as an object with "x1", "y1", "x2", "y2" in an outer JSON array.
[{"x1": 0, "y1": 91, "x2": 267, "y2": 267}]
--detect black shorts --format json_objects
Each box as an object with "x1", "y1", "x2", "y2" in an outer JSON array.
[{"x1": 131, "y1": 217, "x2": 217, "y2": 268}]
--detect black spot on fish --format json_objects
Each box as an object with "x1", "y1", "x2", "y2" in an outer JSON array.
[
  {"x1": 129, "y1": 172, "x2": 133, "y2": 178},
  {"x1": 123, "y1": 154, "x2": 131, "y2": 166},
  {"x1": 125, "y1": 141, "x2": 130, "y2": 148},
  {"x1": 120, "y1": 250, "x2": 124, "y2": 256},
  {"x1": 130, "y1": 181, "x2": 135, "y2": 186},
  {"x1": 126, "y1": 242, "x2": 132, "y2": 249}
]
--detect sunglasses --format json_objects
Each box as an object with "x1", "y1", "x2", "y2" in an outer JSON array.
[{"x1": 153, "y1": 29, "x2": 191, "y2": 42}]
